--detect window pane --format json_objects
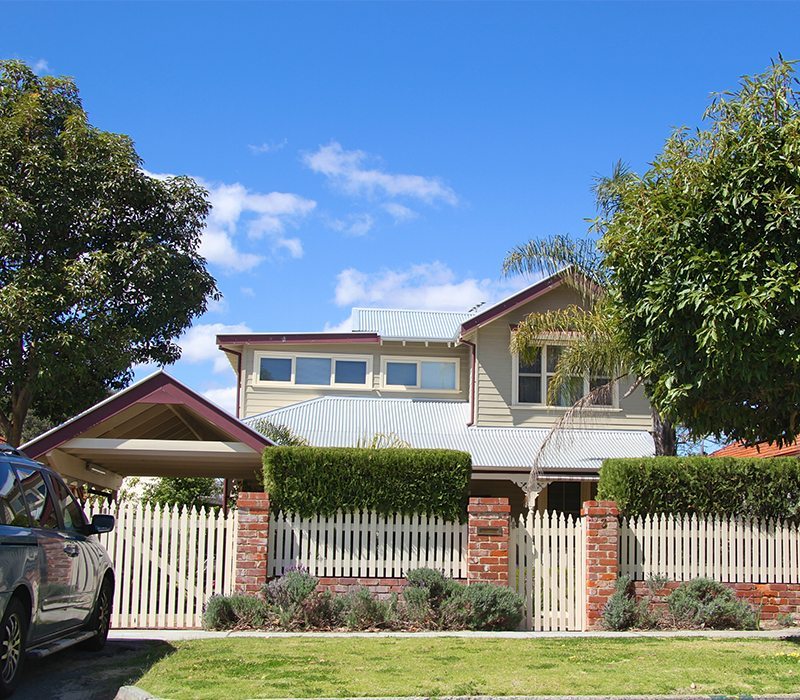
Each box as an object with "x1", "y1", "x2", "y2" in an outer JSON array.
[
  {"x1": 386, "y1": 362, "x2": 417, "y2": 387},
  {"x1": 52, "y1": 477, "x2": 85, "y2": 531},
  {"x1": 519, "y1": 348, "x2": 542, "y2": 374},
  {"x1": 295, "y1": 357, "x2": 331, "y2": 385},
  {"x1": 546, "y1": 345, "x2": 565, "y2": 374},
  {"x1": 14, "y1": 467, "x2": 58, "y2": 529},
  {"x1": 547, "y1": 481, "x2": 582, "y2": 518},
  {"x1": 420, "y1": 361, "x2": 456, "y2": 390},
  {"x1": 547, "y1": 375, "x2": 583, "y2": 407},
  {"x1": 0, "y1": 464, "x2": 30, "y2": 527},
  {"x1": 335, "y1": 360, "x2": 367, "y2": 385},
  {"x1": 590, "y1": 376, "x2": 613, "y2": 406},
  {"x1": 260, "y1": 357, "x2": 292, "y2": 382},
  {"x1": 518, "y1": 376, "x2": 542, "y2": 404}
]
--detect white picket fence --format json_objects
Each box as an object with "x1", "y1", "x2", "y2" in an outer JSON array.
[
  {"x1": 620, "y1": 514, "x2": 800, "y2": 584},
  {"x1": 87, "y1": 501, "x2": 238, "y2": 628},
  {"x1": 509, "y1": 511, "x2": 586, "y2": 631},
  {"x1": 269, "y1": 511, "x2": 468, "y2": 579}
]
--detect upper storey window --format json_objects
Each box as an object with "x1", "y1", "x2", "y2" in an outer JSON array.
[
  {"x1": 382, "y1": 357, "x2": 459, "y2": 392},
  {"x1": 256, "y1": 353, "x2": 371, "y2": 389},
  {"x1": 513, "y1": 344, "x2": 614, "y2": 408}
]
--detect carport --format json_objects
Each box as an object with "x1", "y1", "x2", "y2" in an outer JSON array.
[{"x1": 21, "y1": 371, "x2": 272, "y2": 493}]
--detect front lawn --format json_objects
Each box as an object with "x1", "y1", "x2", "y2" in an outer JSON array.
[{"x1": 135, "y1": 636, "x2": 800, "y2": 699}]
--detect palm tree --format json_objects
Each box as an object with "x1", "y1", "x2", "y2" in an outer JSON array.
[{"x1": 503, "y1": 203, "x2": 677, "y2": 499}]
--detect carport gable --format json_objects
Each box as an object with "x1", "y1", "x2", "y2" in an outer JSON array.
[{"x1": 21, "y1": 371, "x2": 273, "y2": 490}]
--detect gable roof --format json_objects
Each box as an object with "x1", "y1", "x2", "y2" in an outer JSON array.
[
  {"x1": 23, "y1": 370, "x2": 273, "y2": 460},
  {"x1": 246, "y1": 396, "x2": 654, "y2": 473},
  {"x1": 352, "y1": 308, "x2": 474, "y2": 342}
]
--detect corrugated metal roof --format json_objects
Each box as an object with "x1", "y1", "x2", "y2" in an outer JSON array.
[
  {"x1": 352, "y1": 308, "x2": 474, "y2": 341},
  {"x1": 246, "y1": 396, "x2": 654, "y2": 472}
]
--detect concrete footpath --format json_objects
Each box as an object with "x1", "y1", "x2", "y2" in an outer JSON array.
[
  {"x1": 116, "y1": 692, "x2": 800, "y2": 700},
  {"x1": 109, "y1": 627, "x2": 800, "y2": 641}
]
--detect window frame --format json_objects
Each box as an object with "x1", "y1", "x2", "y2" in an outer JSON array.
[
  {"x1": 380, "y1": 356, "x2": 461, "y2": 393},
  {"x1": 254, "y1": 351, "x2": 373, "y2": 390},
  {"x1": 511, "y1": 344, "x2": 618, "y2": 409},
  {"x1": 12, "y1": 463, "x2": 62, "y2": 530}
]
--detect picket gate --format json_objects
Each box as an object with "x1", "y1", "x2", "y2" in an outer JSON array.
[
  {"x1": 86, "y1": 501, "x2": 238, "y2": 628},
  {"x1": 269, "y1": 510, "x2": 468, "y2": 579},
  {"x1": 509, "y1": 510, "x2": 586, "y2": 631}
]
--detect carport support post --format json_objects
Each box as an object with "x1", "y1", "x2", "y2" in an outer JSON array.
[
  {"x1": 235, "y1": 492, "x2": 270, "y2": 595},
  {"x1": 582, "y1": 499, "x2": 620, "y2": 630}
]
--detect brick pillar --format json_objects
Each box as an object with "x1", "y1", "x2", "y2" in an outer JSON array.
[
  {"x1": 583, "y1": 499, "x2": 620, "y2": 630},
  {"x1": 235, "y1": 492, "x2": 270, "y2": 595},
  {"x1": 467, "y1": 497, "x2": 510, "y2": 586}
]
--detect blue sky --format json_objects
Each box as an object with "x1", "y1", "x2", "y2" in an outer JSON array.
[{"x1": 5, "y1": 1, "x2": 800, "y2": 413}]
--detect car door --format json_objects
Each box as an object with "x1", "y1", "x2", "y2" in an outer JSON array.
[
  {"x1": 12, "y1": 464, "x2": 84, "y2": 637},
  {"x1": 48, "y1": 474, "x2": 98, "y2": 621}
]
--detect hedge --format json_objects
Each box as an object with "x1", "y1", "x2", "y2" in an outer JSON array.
[
  {"x1": 598, "y1": 457, "x2": 800, "y2": 520},
  {"x1": 262, "y1": 446, "x2": 471, "y2": 521}
]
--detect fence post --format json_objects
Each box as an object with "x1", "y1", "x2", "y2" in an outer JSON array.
[
  {"x1": 582, "y1": 499, "x2": 620, "y2": 630},
  {"x1": 235, "y1": 492, "x2": 270, "y2": 595},
  {"x1": 467, "y1": 497, "x2": 510, "y2": 586}
]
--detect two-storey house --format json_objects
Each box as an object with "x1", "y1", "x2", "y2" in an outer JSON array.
[{"x1": 216, "y1": 271, "x2": 654, "y2": 515}]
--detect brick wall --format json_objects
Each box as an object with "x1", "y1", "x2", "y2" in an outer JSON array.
[
  {"x1": 583, "y1": 500, "x2": 620, "y2": 630},
  {"x1": 633, "y1": 580, "x2": 800, "y2": 624},
  {"x1": 235, "y1": 492, "x2": 270, "y2": 595},
  {"x1": 467, "y1": 497, "x2": 510, "y2": 586},
  {"x1": 316, "y1": 577, "x2": 467, "y2": 600}
]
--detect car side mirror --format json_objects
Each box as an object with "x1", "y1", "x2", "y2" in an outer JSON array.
[{"x1": 90, "y1": 513, "x2": 115, "y2": 534}]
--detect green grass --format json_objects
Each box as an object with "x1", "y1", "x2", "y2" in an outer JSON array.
[{"x1": 135, "y1": 636, "x2": 800, "y2": 699}]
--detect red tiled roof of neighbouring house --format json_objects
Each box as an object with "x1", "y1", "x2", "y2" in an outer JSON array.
[{"x1": 711, "y1": 441, "x2": 800, "y2": 458}]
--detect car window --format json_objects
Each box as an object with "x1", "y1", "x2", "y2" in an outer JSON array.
[
  {"x1": 0, "y1": 462, "x2": 30, "y2": 527},
  {"x1": 50, "y1": 476, "x2": 86, "y2": 531},
  {"x1": 13, "y1": 466, "x2": 59, "y2": 529}
]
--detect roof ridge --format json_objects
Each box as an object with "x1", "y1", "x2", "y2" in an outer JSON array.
[{"x1": 354, "y1": 307, "x2": 474, "y2": 315}]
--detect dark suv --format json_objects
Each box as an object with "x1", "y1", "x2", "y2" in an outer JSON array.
[{"x1": 0, "y1": 445, "x2": 114, "y2": 696}]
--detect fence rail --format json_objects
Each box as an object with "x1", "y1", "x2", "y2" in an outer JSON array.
[
  {"x1": 270, "y1": 511, "x2": 467, "y2": 579},
  {"x1": 87, "y1": 502, "x2": 238, "y2": 628},
  {"x1": 620, "y1": 514, "x2": 800, "y2": 584},
  {"x1": 509, "y1": 511, "x2": 585, "y2": 631}
]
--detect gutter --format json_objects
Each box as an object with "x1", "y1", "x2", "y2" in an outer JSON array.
[{"x1": 459, "y1": 336, "x2": 477, "y2": 427}]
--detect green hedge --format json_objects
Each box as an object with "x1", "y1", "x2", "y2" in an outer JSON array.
[
  {"x1": 598, "y1": 457, "x2": 800, "y2": 520},
  {"x1": 263, "y1": 447, "x2": 471, "y2": 521}
]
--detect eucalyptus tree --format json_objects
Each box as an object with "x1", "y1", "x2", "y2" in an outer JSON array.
[{"x1": 0, "y1": 60, "x2": 218, "y2": 445}]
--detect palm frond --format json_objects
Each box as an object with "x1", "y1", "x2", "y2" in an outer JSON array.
[
  {"x1": 250, "y1": 418, "x2": 308, "y2": 446},
  {"x1": 591, "y1": 160, "x2": 636, "y2": 216}
]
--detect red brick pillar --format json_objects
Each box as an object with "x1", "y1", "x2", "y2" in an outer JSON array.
[
  {"x1": 467, "y1": 497, "x2": 510, "y2": 586},
  {"x1": 235, "y1": 492, "x2": 270, "y2": 595},
  {"x1": 583, "y1": 499, "x2": 620, "y2": 630}
]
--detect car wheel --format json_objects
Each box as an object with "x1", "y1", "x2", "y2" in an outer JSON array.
[
  {"x1": 81, "y1": 579, "x2": 113, "y2": 652},
  {"x1": 0, "y1": 597, "x2": 27, "y2": 697}
]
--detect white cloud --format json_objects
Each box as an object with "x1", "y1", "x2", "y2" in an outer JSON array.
[
  {"x1": 383, "y1": 202, "x2": 417, "y2": 223},
  {"x1": 32, "y1": 59, "x2": 49, "y2": 74},
  {"x1": 326, "y1": 213, "x2": 375, "y2": 237},
  {"x1": 240, "y1": 286, "x2": 256, "y2": 298},
  {"x1": 303, "y1": 141, "x2": 458, "y2": 206},
  {"x1": 179, "y1": 322, "x2": 251, "y2": 373},
  {"x1": 203, "y1": 386, "x2": 237, "y2": 414},
  {"x1": 332, "y1": 262, "x2": 534, "y2": 312},
  {"x1": 144, "y1": 170, "x2": 315, "y2": 271},
  {"x1": 248, "y1": 139, "x2": 287, "y2": 155},
  {"x1": 323, "y1": 310, "x2": 356, "y2": 333}
]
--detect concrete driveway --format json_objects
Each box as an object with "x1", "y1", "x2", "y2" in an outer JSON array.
[{"x1": 16, "y1": 638, "x2": 169, "y2": 700}]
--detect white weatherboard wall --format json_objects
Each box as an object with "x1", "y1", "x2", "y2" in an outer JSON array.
[
  {"x1": 270, "y1": 511, "x2": 468, "y2": 579},
  {"x1": 87, "y1": 502, "x2": 238, "y2": 628},
  {"x1": 620, "y1": 514, "x2": 800, "y2": 584}
]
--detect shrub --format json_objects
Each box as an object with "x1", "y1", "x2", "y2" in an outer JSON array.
[
  {"x1": 262, "y1": 567, "x2": 318, "y2": 612},
  {"x1": 667, "y1": 578, "x2": 757, "y2": 630},
  {"x1": 404, "y1": 568, "x2": 454, "y2": 605},
  {"x1": 598, "y1": 457, "x2": 800, "y2": 520},
  {"x1": 438, "y1": 583, "x2": 523, "y2": 631},
  {"x1": 601, "y1": 576, "x2": 657, "y2": 630},
  {"x1": 263, "y1": 446, "x2": 471, "y2": 521},
  {"x1": 401, "y1": 585, "x2": 435, "y2": 625},
  {"x1": 203, "y1": 594, "x2": 273, "y2": 630},
  {"x1": 297, "y1": 591, "x2": 347, "y2": 629},
  {"x1": 343, "y1": 587, "x2": 396, "y2": 630}
]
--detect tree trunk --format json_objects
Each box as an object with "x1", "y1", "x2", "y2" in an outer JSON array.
[{"x1": 651, "y1": 409, "x2": 677, "y2": 456}]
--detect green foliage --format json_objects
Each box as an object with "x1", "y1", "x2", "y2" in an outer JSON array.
[
  {"x1": 202, "y1": 594, "x2": 273, "y2": 630},
  {"x1": 596, "y1": 58, "x2": 800, "y2": 446},
  {"x1": 263, "y1": 447, "x2": 471, "y2": 521},
  {"x1": 343, "y1": 588, "x2": 396, "y2": 630},
  {"x1": 262, "y1": 567, "x2": 318, "y2": 612},
  {"x1": 0, "y1": 60, "x2": 218, "y2": 445},
  {"x1": 141, "y1": 477, "x2": 221, "y2": 509},
  {"x1": 598, "y1": 457, "x2": 800, "y2": 520},
  {"x1": 249, "y1": 418, "x2": 308, "y2": 446},
  {"x1": 296, "y1": 591, "x2": 347, "y2": 629},
  {"x1": 601, "y1": 575, "x2": 656, "y2": 631},
  {"x1": 667, "y1": 579, "x2": 757, "y2": 630},
  {"x1": 440, "y1": 583, "x2": 524, "y2": 631}
]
